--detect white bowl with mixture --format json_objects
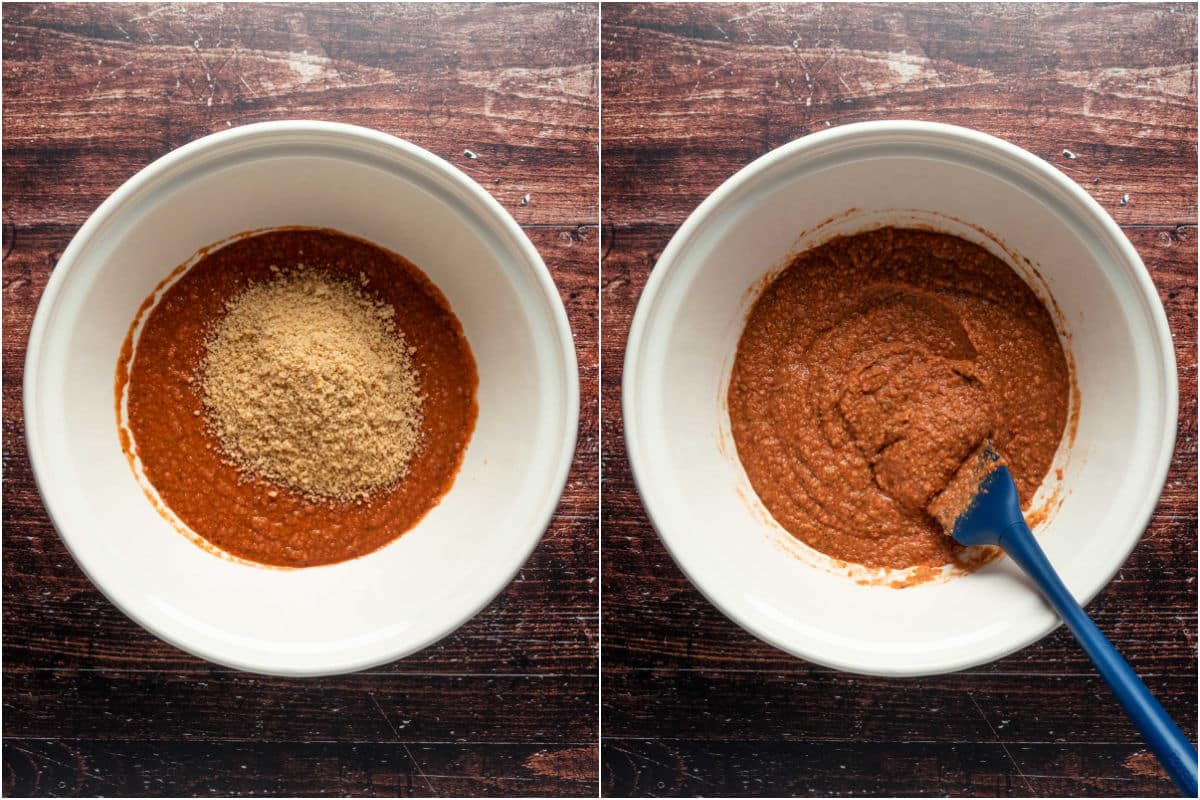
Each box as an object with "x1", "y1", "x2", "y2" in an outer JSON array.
[
  {"x1": 24, "y1": 121, "x2": 579, "y2": 675},
  {"x1": 623, "y1": 120, "x2": 1177, "y2": 676}
]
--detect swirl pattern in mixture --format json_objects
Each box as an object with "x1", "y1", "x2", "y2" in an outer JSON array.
[{"x1": 728, "y1": 227, "x2": 1070, "y2": 571}]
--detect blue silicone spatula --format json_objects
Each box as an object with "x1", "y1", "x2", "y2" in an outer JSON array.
[{"x1": 930, "y1": 442, "x2": 1198, "y2": 797}]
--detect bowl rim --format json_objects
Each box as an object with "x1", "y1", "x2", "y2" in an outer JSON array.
[
  {"x1": 23, "y1": 120, "x2": 581, "y2": 676},
  {"x1": 622, "y1": 119, "x2": 1179, "y2": 677}
]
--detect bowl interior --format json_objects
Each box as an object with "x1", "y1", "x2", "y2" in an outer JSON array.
[
  {"x1": 26, "y1": 125, "x2": 577, "y2": 674},
  {"x1": 625, "y1": 125, "x2": 1175, "y2": 675}
]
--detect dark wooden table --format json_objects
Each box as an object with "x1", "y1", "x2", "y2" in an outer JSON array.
[
  {"x1": 601, "y1": 3, "x2": 1197, "y2": 797},
  {"x1": 2, "y1": 4, "x2": 598, "y2": 796}
]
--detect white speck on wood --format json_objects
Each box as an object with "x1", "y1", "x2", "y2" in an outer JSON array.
[
  {"x1": 888, "y1": 54, "x2": 925, "y2": 82},
  {"x1": 287, "y1": 52, "x2": 327, "y2": 82}
]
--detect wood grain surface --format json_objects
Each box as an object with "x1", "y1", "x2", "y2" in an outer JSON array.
[
  {"x1": 2, "y1": 3, "x2": 598, "y2": 797},
  {"x1": 601, "y1": 3, "x2": 1197, "y2": 797}
]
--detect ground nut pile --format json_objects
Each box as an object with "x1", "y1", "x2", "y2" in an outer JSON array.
[{"x1": 200, "y1": 265, "x2": 423, "y2": 501}]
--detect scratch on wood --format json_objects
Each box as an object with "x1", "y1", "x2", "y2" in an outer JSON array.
[{"x1": 403, "y1": 743, "x2": 439, "y2": 795}]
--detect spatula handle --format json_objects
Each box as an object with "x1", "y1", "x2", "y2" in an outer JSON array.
[{"x1": 999, "y1": 522, "x2": 1198, "y2": 797}]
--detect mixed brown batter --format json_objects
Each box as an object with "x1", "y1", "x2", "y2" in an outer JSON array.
[
  {"x1": 116, "y1": 228, "x2": 478, "y2": 568},
  {"x1": 728, "y1": 227, "x2": 1070, "y2": 572}
]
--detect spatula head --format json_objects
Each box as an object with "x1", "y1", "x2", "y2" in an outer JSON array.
[{"x1": 927, "y1": 441, "x2": 1025, "y2": 548}]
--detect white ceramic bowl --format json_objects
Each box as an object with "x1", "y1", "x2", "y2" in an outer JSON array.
[
  {"x1": 624, "y1": 120, "x2": 1177, "y2": 676},
  {"x1": 25, "y1": 121, "x2": 579, "y2": 676}
]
